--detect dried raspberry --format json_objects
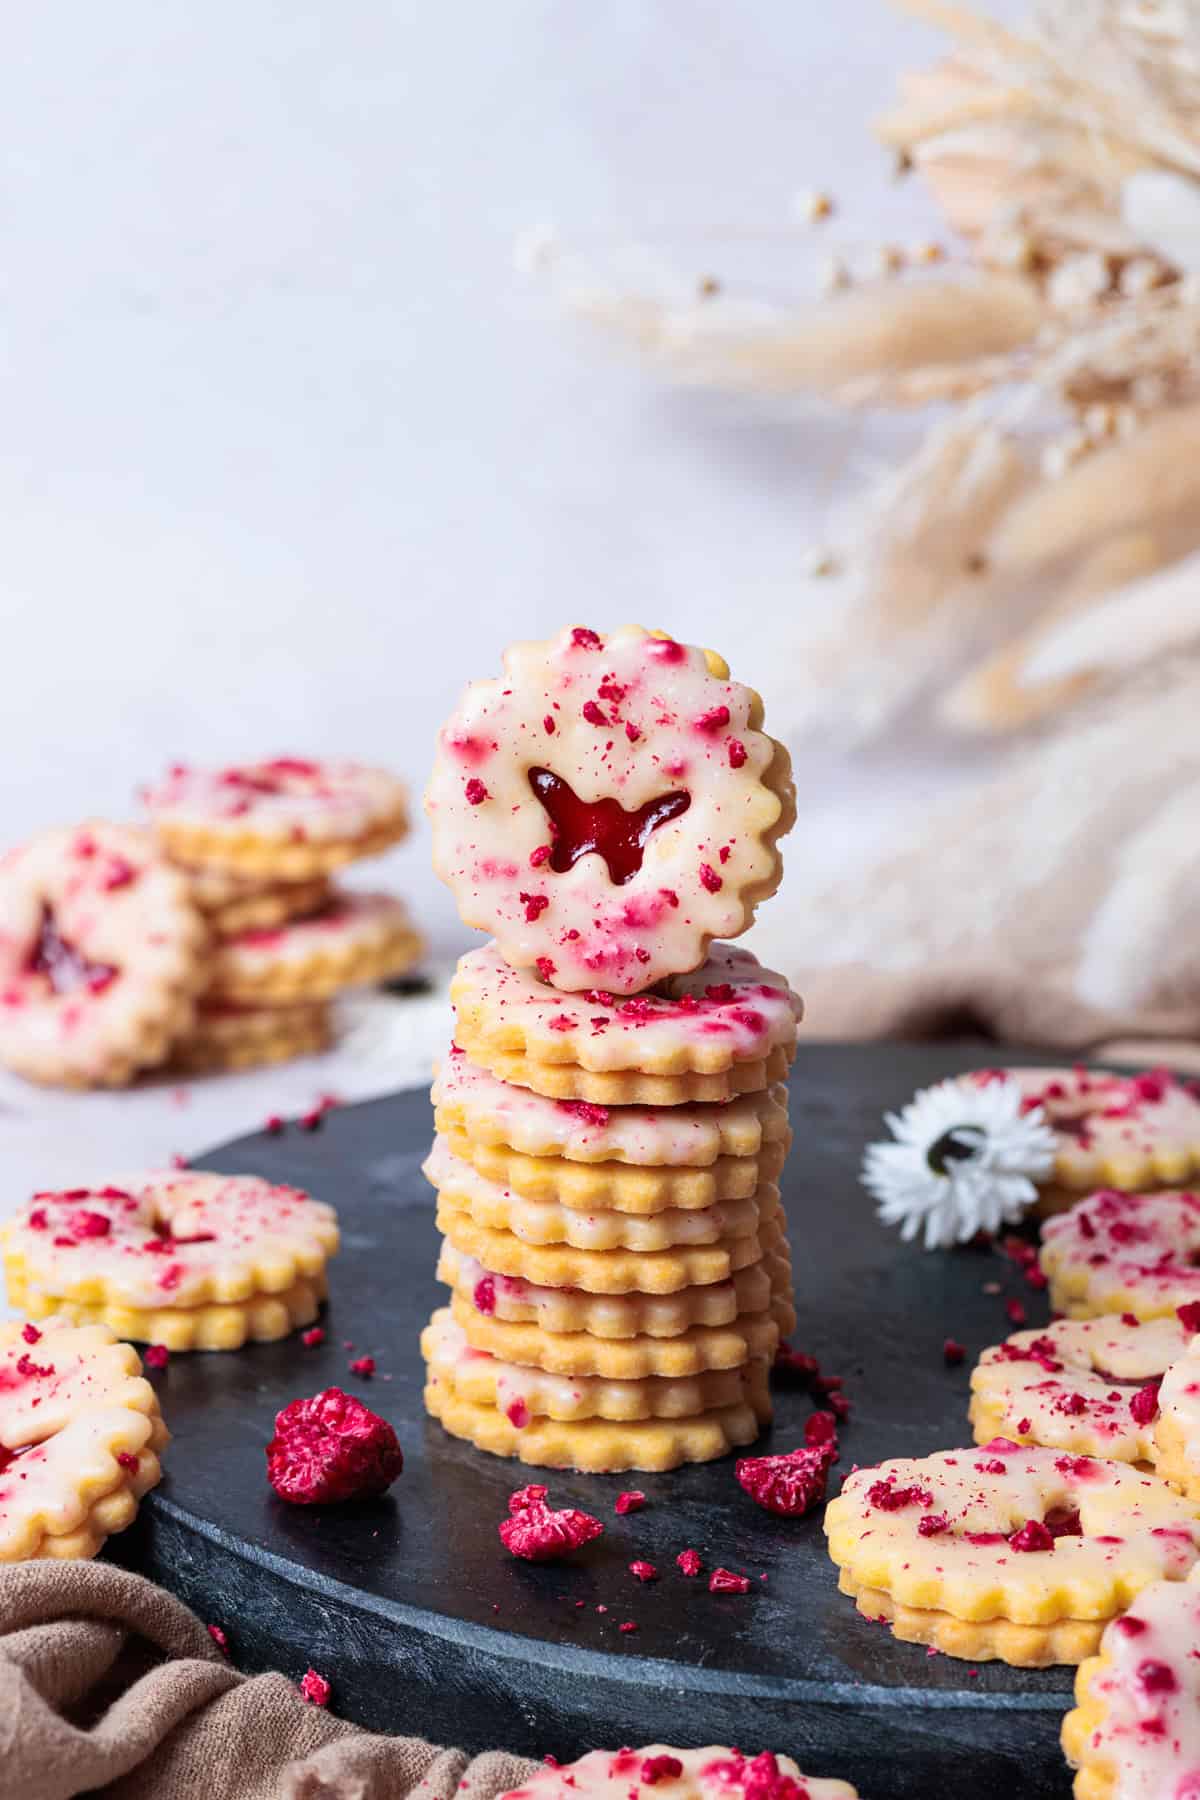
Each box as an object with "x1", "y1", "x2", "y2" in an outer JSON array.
[
  {"x1": 943, "y1": 1338, "x2": 966, "y2": 1366},
  {"x1": 143, "y1": 1345, "x2": 169, "y2": 1371},
  {"x1": 1009, "y1": 1519, "x2": 1055, "y2": 1552},
  {"x1": 27, "y1": 1209, "x2": 47, "y2": 1231},
  {"x1": 1130, "y1": 1381, "x2": 1161, "y2": 1426},
  {"x1": 773, "y1": 1342, "x2": 819, "y2": 1380},
  {"x1": 498, "y1": 1484, "x2": 603, "y2": 1562},
  {"x1": 264, "y1": 1114, "x2": 285, "y2": 1136},
  {"x1": 519, "y1": 892, "x2": 549, "y2": 922},
  {"x1": 15, "y1": 1352, "x2": 53, "y2": 1379},
  {"x1": 301, "y1": 1327, "x2": 325, "y2": 1348},
  {"x1": 582, "y1": 701, "x2": 608, "y2": 727},
  {"x1": 543, "y1": 714, "x2": 556, "y2": 734},
  {"x1": 736, "y1": 1445, "x2": 833, "y2": 1517},
  {"x1": 349, "y1": 1355, "x2": 376, "y2": 1378},
  {"x1": 1137, "y1": 1658, "x2": 1178, "y2": 1693},
  {"x1": 473, "y1": 1277, "x2": 496, "y2": 1315},
  {"x1": 266, "y1": 1387, "x2": 403, "y2": 1505},
  {"x1": 804, "y1": 1410, "x2": 838, "y2": 1450},
  {"x1": 207, "y1": 1623, "x2": 229, "y2": 1655},
  {"x1": 571, "y1": 627, "x2": 602, "y2": 650},
  {"x1": 821, "y1": 1390, "x2": 851, "y2": 1422},
  {"x1": 534, "y1": 956, "x2": 556, "y2": 980},
  {"x1": 676, "y1": 1549, "x2": 703, "y2": 1577},
  {"x1": 20, "y1": 1324, "x2": 41, "y2": 1345},
  {"x1": 557, "y1": 1099, "x2": 609, "y2": 1128},
  {"x1": 1115, "y1": 1615, "x2": 1148, "y2": 1637},
  {"x1": 69, "y1": 1209, "x2": 111, "y2": 1239},
  {"x1": 505, "y1": 1398, "x2": 529, "y2": 1429},
  {"x1": 629, "y1": 1560, "x2": 659, "y2": 1582},
  {"x1": 618, "y1": 1621, "x2": 638, "y2": 1634},
  {"x1": 465, "y1": 778, "x2": 489, "y2": 805},
  {"x1": 640, "y1": 1757, "x2": 683, "y2": 1785},
  {"x1": 727, "y1": 739, "x2": 747, "y2": 769},
  {"x1": 698, "y1": 863, "x2": 722, "y2": 894},
  {"x1": 867, "y1": 1480, "x2": 933, "y2": 1512},
  {"x1": 1005, "y1": 1299, "x2": 1027, "y2": 1326},
  {"x1": 1179, "y1": 1302, "x2": 1200, "y2": 1335},
  {"x1": 624, "y1": 721, "x2": 641, "y2": 743},
  {"x1": 116, "y1": 1451, "x2": 139, "y2": 1473},
  {"x1": 299, "y1": 1668, "x2": 331, "y2": 1706},
  {"x1": 615, "y1": 1491, "x2": 646, "y2": 1515},
  {"x1": 695, "y1": 705, "x2": 731, "y2": 733},
  {"x1": 708, "y1": 1568, "x2": 751, "y2": 1594},
  {"x1": 918, "y1": 1513, "x2": 949, "y2": 1537}
]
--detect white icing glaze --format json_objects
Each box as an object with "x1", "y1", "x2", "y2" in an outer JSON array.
[
  {"x1": 211, "y1": 891, "x2": 419, "y2": 980},
  {"x1": 499, "y1": 1746, "x2": 857, "y2": 1800},
  {"x1": 424, "y1": 1137, "x2": 762, "y2": 1250},
  {"x1": 425, "y1": 624, "x2": 791, "y2": 993},
  {"x1": 1041, "y1": 1190, "x2": 1200, "y2": 1317},
  {"x1": 0, "y1": 823, "x2": 204, "y2": 1084},
  {"x1": 827, "y1": 1442, "x2": 1200, "y2": 1619},
  {"x1": 144, "y1": 758, "x2": 406, "y2": 846},
  {"x1": 981, "y1": 1067, "x2": 1200, "y2": 1190},
  {"x1": 1159, "y1": 1340, "x2": 1200, "y2": 1476},
  {"x1": 436, "y1": 1240, "x2": 786, "y2": 1337},
  {"x1": 973, "y1": 1317, "x2": 1187, "y2": 1463},
  {"x1": 432, "y1": 1049, "x2": 789, "y2": 1166},
  {"x1": 422, "y1": 1308, "x2": 764, "y2": 1423},
  {"x1": 1077, "y1": 1578, "x2": 1200, "y2": 1799},
  {"x1": 451, "y1": 940, "x2": 801, "y2": 1073},
  {"x1": 3, "y1": 1172, "x2": 338, "y2": 1308},
  {"x1": 0, "y1": 1317, "x2": 161, "y2": 1557}
]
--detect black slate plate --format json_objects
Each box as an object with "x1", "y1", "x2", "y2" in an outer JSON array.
[{"x1": 109, "y1": 1042, "x2": 1086, "y2": 1798}]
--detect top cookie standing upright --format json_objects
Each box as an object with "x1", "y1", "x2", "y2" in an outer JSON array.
[{"x1": 426, "y1": 626, "x2": 795, "y2": 993}]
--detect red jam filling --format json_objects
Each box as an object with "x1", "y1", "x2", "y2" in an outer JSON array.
[
  {"x1": 28, "y1": 913, "x2": 117, "y2": 997},
  {"x1": 528, "y1": 769, "x2": 690, "y2": 885}
]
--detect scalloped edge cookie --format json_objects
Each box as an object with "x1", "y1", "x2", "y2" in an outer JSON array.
[{"x1": 6, "y1": 1267, "x2": 327, "y2": 1351}]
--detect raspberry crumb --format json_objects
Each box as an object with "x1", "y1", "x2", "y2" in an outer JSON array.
[
  {"x1": 519, "y1": 892, "x2": 550, "y2": 922},
  {"x1": 299, "y1": 1668, "x2": 331, "y2": 1707},
  {"x1": 207, "y1": 1623, "x2": 229, "y2": 1654},
  {"x1": 21, "y1": 1324, "x2": 41, "y2": 1345},
  {"x1": 264, "y1": 1114, "x2": 285, "y2": 1136},
  {"x1": 1130, "y1": 1382, "x2": 1161, "y2": 1426},
  {"x1": 581, "y1": 701, "x2": 608, "y2": 727},
  {"x1": 676, "y1": 1549, "x2": 703, "y2": 1577},
  {"x1": 1179, "y1": 1302, "x2": 1200, "y2": 1335},
  {"x1": 301, "y1": 1327, "x2": 325, "y2": 1348},
  {"x1": 698, "y1": 863, "x2": 722, "y2": 893},
  {"x1": 615, "y1": 1490, "x2": 646, "y2": 1515},
  {"x1": 116, "y1": 1451, "x2": 139, "y2": 1473},
  {"x1": 629, "y1": 1560, "x2": 659, "y2": 1582},
  {"x1": 727, "y1": 739, "x2": 747, "y2": 769},
  {"x1": 349, "y1": 1355, "x2": 376, "y2": 1378},
  {"x1": 266, "y1": 1387, "x2": 403, "y2": 1505},
  {"x1": 708, "y1": 1568, "x2": 751, "y2": 1594},
  {"x1": 465, "y1": 779, "x2": 489, "y2": 806},
  {"x1": 498, "y1": 1484, "x2": 603, "y2": 1562},
  {"x1": 695, "y1": 705, "x2": 731, "y2": 733},
  {"x1": 1005, "y1": 1299, "x2": 1027, "y2": 1326},
  {"x1": 641, "y1": 1757, "x2": 683, "y2": 1785},
  {"x1": 571, "y1": 627, "x2": 602, "y2": 650},
  {"x1": 1009, "y1": 1520, "x2": 1055, "y2": 1553},
  {"x1": 943, "y1": 1338, "x2": 966, "y2": 1366},
  {"x1": 534, "y1": 956, "x2": 556, "y2": 980},
  {"x1": 618, "y1": 1621, "x2": 638, "y2": 1634},
  {"x1": 736, "y1": 1445, "x2": 834, "y2": 1517},
  {"x1": 804, "y1": 1411, "x2": 839, "y2": 1450},
  {"x1": 143, "y1": 1345, "x2": 169, "y2": 1371}
]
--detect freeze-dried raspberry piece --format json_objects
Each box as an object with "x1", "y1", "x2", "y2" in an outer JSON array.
[
  {"x1": 1009, "y1": 1519, "x2": 1055, "y2": 1552},
  {"x1": 266, "y1": 1387, "x2": 403, "y2": 1505},
  {"x1": 299, "y1": 1668, "x2": 331, "y2": 1706},
  {"x1": 641, "y1": 1756, "x2": 683, "y2": 1785},
  {"x1": 1130, "y1": 1381, "x2": 1161, "y2": 1426},
  {"x1": 676, "y1": 1549, "x2": 703, "y2": 1577},
  {"x1": 736, "y1": 1445, "x2": 834, "y2": 1517},
  {"x1": 498, "y1": 1484, "x2": 603, "y2": 1562},
  {"x1": 207, "y1": 1623, "x2": 229, "y2": 1654},
  {"x1": 629, "y1": 1560, "x2": 659, "y2": 1582},
  {"x1": 143, "y1": 1344, "x2": 169, "y2": 1371},
  {"x1": 615, "y1": 1490, "x2": 646, "y2": 1515},
  {"x1": 709, "y1": 1567, "x2": 751, "y2": 1594}
]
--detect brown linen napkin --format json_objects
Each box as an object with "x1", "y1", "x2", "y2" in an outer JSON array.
[{"x1": 0, "y1": 1559, "x2": 539, "y2": 1800}]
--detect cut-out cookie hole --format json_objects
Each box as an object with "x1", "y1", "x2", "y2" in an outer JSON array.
[
  {"x1": 28, "y1": 911, "x2": 118, "y2": 997},
  {"x1": 528, "y1": 769, "x2": 690, "y2": 885}
]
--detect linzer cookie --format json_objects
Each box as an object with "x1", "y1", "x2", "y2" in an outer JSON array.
[
  {"x1": 187, "y1": 867, "x2": 332, "y2": 937},
  {"x1": 2, "y1": 1172, "x2": 338, "y2": 1350},
  {"x1": 985, "y1": 1067, "x2": 1200, "y2": 1214},
  {"x1": 144, "y1": 757, "x2": 408, "y2": 878},
  {"x1": 970, "y1": 1316, "x2": 1187, "y2": 1466},
  {"x1": 0, "y1": 823, "x2": 207, "y2": 1088},
  {"x1": 438, "y1": 1238, "x2": 791, "y2": 1339},
  {"x1": 425, "y1": 1370, "x2": 770, "y2": 1472},
  {"x1": 0, "y1": 1317, "x2": 167, "y2": 1560},
  {"x1": 825, "y1": 1439, "x2": 1200, "y2": 1666},
  {"x1": 451, "y1": 941, "x2": 801, "y2": 1104},
  {"x1": 207, "y1": 892, "x2": 424, "y2": 1003},
  {"x1": 1062, "y1": 1577, "x2": 1200, "y2": 1800},
  {"x1": 498, "y1": 1747, "x2": 857, "y2": 1800},
  {"x1": 426, "y1": 624, "x2": 795, "y2": 995},
  {"x1": 427, "y1": 1138, "x2": 762, "y2": 1250},
  {"x1": 1040, "y1": 1189, "x2": 1200, "y2": 1321},
  {"x1": 434, "y1": 1051, "x2": 790, "y2": 1166},
  {"x1": 172, "y1": 1000, "x2": 333, "y2": 1073},
  {"x1": 422, "y1": 1308, "x2": 768, "y2": 1422}
]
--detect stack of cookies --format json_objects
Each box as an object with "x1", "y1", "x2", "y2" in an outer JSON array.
[
  {"x1": 419, "y1": 623, "x2": 800, "y2": 1473},
  {"x1": 141, "y1": 757, "x2": 424, "y2": 1073}
]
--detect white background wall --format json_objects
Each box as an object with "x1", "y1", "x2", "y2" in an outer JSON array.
[{"x1": 1, "y1": 1, "x2": 1007, "y2": 953}]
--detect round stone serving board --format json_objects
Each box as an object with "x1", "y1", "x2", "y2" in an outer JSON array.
[{"x1": 109, "y1": 1042, "x2": 1098, "y2": 1799}]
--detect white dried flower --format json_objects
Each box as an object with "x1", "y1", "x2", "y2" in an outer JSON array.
[
  {"x1": 1047, "y1": 252, "x2": 1113, "y2": 311},
  {"x1": 862, "y1": 1074, "x2": 1058, "y2": 1251}
]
